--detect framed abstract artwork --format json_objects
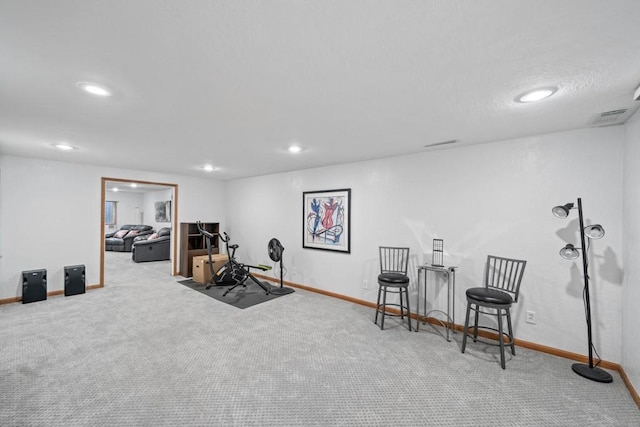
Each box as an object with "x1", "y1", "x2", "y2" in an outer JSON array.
[
  {"x1": 155, "y1": 200, "x2": 171, "y2": 223},
  {"x1": 302, "y1": 188, "x2": 351, "y2": 253}
]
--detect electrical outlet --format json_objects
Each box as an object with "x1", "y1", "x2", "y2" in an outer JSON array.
[
  {"x1": 526, "y1": 310, "x2": 537, "y2": 324},
  {"x1": 362, "y1": 280, "x2": 368, "y2": 289}
]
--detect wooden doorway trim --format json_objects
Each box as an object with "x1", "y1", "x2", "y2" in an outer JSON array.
[{"x1": 100, "y1": 177, "x2": 179, "y2": 287}]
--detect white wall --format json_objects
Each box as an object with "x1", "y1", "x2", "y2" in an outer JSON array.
[
  {"x1": 105, "y1": 188, "x2": 175, "y2": 232},
  {"x1": 622, "y1": 111, "x2": 640, "y2": 391},
  {"x1": 105, "y1": 190, "x2": 144, "y2": 230},
  {"x1": 226, "y1": 126, "x2": 625, "y2": 363},
  {"x1": 0, "y1": 156, "x2": 226, "y2": 299},
  {"x1": 143, "y1": 189, "x2": 174, "y2": 231}
]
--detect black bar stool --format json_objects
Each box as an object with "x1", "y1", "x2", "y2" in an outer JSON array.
[{"x1": 374, "y1": 246, "x2": 412, "y2": 331}]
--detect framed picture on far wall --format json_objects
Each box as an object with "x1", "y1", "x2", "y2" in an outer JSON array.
[
  {"x1": 302, "y1": 188, "x2": 351, "y2": 253},
  {"x1": 155, "y1": 200, "x2": 171, "y2": 222}
]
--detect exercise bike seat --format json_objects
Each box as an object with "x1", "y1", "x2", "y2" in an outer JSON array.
[{"x1": 229, "y1": 244, "x2": 239, "y2": 250}]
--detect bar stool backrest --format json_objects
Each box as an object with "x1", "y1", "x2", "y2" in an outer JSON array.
[
  {"x1": 485, "y1": 255, "x2": 527, "y2": 303},
  {"x1": 379, "y1": 246, "x2": 410, "y2": 275}
]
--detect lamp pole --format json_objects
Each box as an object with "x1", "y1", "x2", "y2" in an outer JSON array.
[{"x1": 571, "y1": 198, "x2": 613, "y2": 383}]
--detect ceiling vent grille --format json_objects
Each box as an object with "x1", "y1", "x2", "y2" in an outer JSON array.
[
  {"x1": 424, "y1": 139, "x2": 459, "y2": 148},
  {"x1": 587, "y1": 109, "x2": 633, "y2": 127}
]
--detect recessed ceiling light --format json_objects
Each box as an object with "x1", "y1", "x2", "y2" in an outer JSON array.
[
  {"x1": 288, "y1": 145, "x2": 302, "y2": 153},
  {"x1": 516, "y1": 87, "x2": 557, "y2": 103},
  {"x1": 202, "y1": 164, "x2": 217, "y2": 172},
  {"x1": 53, "y1": 143, "x2": 77, "y2": 151},
  {"x1": 76, "y1": 81, "x2": 112, "y2": 97}
]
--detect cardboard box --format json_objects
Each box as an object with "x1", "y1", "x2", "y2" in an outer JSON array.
[{"x1": 192, "y1": 254, "x2": 229, "y2": 284}]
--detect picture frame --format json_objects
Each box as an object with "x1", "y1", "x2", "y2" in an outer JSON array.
[
  {"x1": 302, "y1": 188, "x2": 351, "y2": 253},
  {"x1": 155, "y1": 200, "x2": 171, "y2": 223}
]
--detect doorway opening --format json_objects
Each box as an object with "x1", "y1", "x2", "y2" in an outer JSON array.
[{"x1": 100, "y1": 177, "x2": 179, "y2": 287}]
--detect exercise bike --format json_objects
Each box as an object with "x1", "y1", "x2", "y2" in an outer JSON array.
[{"x1": 196, "y1": 221, "x2": 271, "y2": 296}]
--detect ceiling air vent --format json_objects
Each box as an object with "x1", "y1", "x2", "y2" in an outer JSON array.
[
  {"x1": 587, "y1": 109, "x2": 632, "y2": 127},
  {"x1": 424, "y1": 139, "x2": 459, "y2": 148}
]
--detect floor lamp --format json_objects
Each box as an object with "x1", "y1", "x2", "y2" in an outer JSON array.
[{"x1": 552, "y1": 198, "x2": 613, "y2": 383}]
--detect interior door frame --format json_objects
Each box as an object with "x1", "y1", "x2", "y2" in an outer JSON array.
[{"x1": 100, "y1": 177, "x2": 179, "y2": 287}]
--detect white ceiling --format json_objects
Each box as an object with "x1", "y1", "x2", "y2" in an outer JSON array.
[{"x1": 1, "y1": 1, "x2": 640, "y2": 181}]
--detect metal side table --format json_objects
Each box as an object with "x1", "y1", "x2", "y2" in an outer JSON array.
[{"x1": 416, "y1": 264, "x2": 457, "y2": 341}]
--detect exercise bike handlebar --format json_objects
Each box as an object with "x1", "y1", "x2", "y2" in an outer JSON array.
[
  {"x1": 196, "y1": 221, "x2": 229, "y2": 242},
  {"x1": 196, "y1": 221, "x2": 217, "y2": 239}
]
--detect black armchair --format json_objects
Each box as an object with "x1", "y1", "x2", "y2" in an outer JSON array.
[
  {"x1": 132, "y1": 227, "x2": 171, "y2": 262},
  {"x1": 105, "y1": 225, "x2": 154, "y2": 252}
]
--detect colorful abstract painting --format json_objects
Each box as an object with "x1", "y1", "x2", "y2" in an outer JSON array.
[{"x1": 302, "y1": 189, "x2": 351, "y2": 253}]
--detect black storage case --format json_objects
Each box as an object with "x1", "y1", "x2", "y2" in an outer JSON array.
[
  {"x1": 21, "y1": 269, "x2": 47, "y2": 304},
  {"x1": 64, "y1": 264, "x2": 86, "y2": 296}
]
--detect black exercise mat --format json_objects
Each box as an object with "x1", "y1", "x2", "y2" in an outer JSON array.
[{"x1": 177, "y1": 279, "x2": 287, "y2": 309}]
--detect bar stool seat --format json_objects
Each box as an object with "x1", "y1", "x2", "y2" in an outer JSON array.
[{"x1": 379, "y1": 272, "x2": 410, "y2": 285}]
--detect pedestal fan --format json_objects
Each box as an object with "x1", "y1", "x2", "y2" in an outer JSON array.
[{"x1": 268, "y1": 238, "x2": 294, "y2": 295}]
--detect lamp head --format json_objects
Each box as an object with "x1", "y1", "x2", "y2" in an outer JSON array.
[
  {"x1": 559, "y1": 243, "x2": 580, "y2": 260},
  {"x1": 552, "y1": 203, "x2": 575, "y2": 219},
  {"x1": 584, "y1": 224, "x2": 605, "y2": 239}
]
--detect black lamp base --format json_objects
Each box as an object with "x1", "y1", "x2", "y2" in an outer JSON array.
[
  {"x1": 269, "y1": 286, "x2": 295, "y2": 295},
  {"x1": 572, "y1": 363, "x2": 613, "y2": 383}
]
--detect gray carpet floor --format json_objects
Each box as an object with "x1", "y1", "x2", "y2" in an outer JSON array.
[{"x1": 0, "y1": 251, "x2": 638, "y2": 426}]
